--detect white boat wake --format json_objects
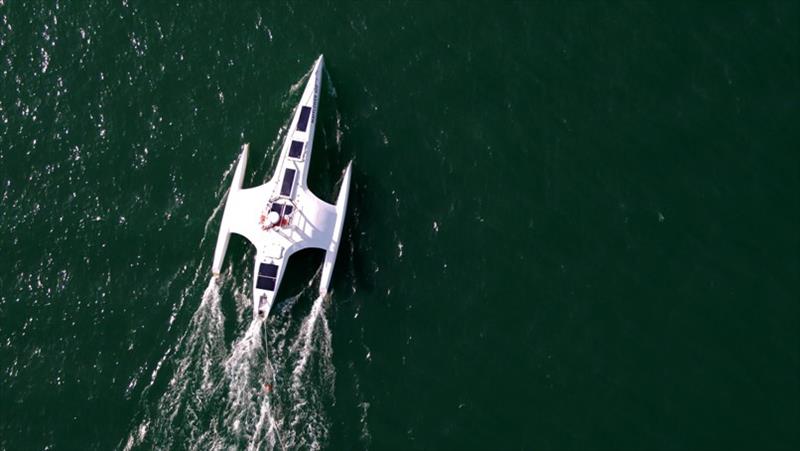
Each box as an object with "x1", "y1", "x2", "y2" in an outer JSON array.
[
  {"x1": 124, "y1": 279, "x2": 336, "y2": 451},
  {"x1": 123, "y1": 276, "x2": 226, "y2": 451},
  {"x1": 272, "y1": 294, "x2": 336, "y2": 451}
]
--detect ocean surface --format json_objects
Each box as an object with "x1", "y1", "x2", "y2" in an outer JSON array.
[{"x1": 1, "y1": 1, "x2": 798, "y2": 450}]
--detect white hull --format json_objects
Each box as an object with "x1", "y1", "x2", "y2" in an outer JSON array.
[{"x1": 211, "y1": 55, "x2": 352, "y2": 319}]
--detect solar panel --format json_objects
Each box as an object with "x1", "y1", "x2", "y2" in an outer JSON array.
[
  {"x1": 270, "y1": 203, "x2": 282, "y2": 214},
  {"x1": 289, "y1": 140, "x2": 303, "y2": 158},
  {"x1": 297, "y1": 106, "x2": 311, "y2": 132},
  {"x1": 283, "y1": 205, "x2": 294, "y2": 216},
  {"x1": 280, "y1": 168, "x2": 296, "y2": 196},
  {"x1": 258, "y1": 263, "x2": 278, "y2": 277},
  {"x1": 256, "y1": 276, "x2": 276, "y2": 291}
]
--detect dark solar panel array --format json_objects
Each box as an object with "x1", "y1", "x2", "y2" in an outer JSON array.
[
  {"x1": 256, "y1": 277, "x2": 276, "y2": 291},
  {"x1": 283, "y1": 205, "x2": 294, "y2": 216},
  {"x1": 257, "y1": 263, "x2": 278, "y2": 291},
  {"x1": 280, "y1": 168, "x2": 296, "y2": 196},
  {"x1": 259, "y1": 263, "x2": 278, "y2": 277},
  {"x1": 289, "y1": 140, "x2": 303, "y2": 158},
  {"x1": 297, "y1": 106, "x2": 311, "y2": 132},
  {"x1": 270, "y1": 203, "x2": 282, "y2": 214}
]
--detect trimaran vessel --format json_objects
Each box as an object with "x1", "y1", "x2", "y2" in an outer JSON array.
[{"x1": 211, "y1": 55, "x2": 351, "y2": 319}]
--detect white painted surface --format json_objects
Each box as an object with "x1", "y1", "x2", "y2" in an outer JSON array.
[{"x1": 211, "y1": 55, "x2": 352, "y2": 318}]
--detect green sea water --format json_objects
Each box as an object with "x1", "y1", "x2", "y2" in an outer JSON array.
[{"x1": 1, "y1": 1, "x2": 798, "y2": 450}]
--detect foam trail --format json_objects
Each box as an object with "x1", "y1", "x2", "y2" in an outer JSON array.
[
  {"x1": 325, "y1": 68, "x2": 338, "y2": 98},
  {"x1": 199, "y1": 320, "x2": 288, "y2": 451},
  {"x1": 283, "y1": 294, "x2": 336, "y2": 450},
  {"x1": 222, "y1": 320, "x2": 265, "y2": 438},
  {"x1": 286, "y1": 64, "x2": 313, "y2": 99},
  {"x1": 292, "y1": 295, "x2": 329, "y2": 380},
  {"x1": 246, "y1": 335, "x2": 286, "y2": 451},
  {"x1": 191, "y1": 314, "x2": 271, "y2": 450},
  {"x1": 124, "y1": 277, "x2": 225, "y2": 450},
  {"x1": 243, "y1": 282, "x2": 322, "y2": 450},
  {"x1": 248, "y1": 392, "x2": 279, "y2": 451}
]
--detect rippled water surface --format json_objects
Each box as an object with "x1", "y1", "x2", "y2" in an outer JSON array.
[{"x1": 1, "y1": 1, "x2": 798, "y2": 450}]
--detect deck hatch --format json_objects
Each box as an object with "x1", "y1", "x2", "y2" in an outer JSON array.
[
  {"x1": 297, "y1": 106, "x2": 311, "y2": 132},
  {"x1": 256, "y1": 276, "x2": 276, "y2": 291},
  {"x1": 258, "y1": 263, "x2": 278, "y2": 277},
  {"x1": 256, "y1": 263, "x2": 278, "y2": 291},
  {"x1": 289, "y1": 140, "x2": 304, "y2": 158},
  {"x1": 280, "y1": 168, "x2": 296, "y2": 197}
]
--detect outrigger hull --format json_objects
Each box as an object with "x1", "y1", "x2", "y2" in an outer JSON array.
[{"x1": 211, "y1": 55, "x2": 352, "y2": 319}]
